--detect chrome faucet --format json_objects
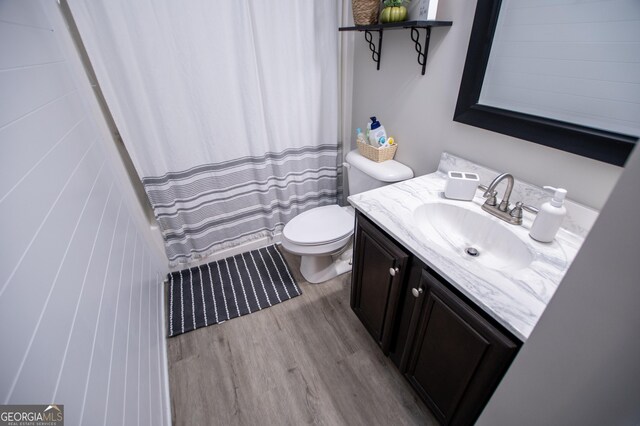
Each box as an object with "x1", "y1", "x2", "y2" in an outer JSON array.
[
  {"x1": 480, "y1": 173, "x2": 521, "y2": 225},
  {"x1": 484, "y1": 173, "x2": 514, "y2": 212}
]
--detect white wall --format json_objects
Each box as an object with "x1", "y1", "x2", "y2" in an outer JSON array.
[
  {"x1": 476, "y1": 145, "x2": 640, "y2": 425},
  {"x1": 0, "y1": 2, "x2": 170, "y2": 425},
  {"x1": 349, "y1": 0, "x2": 623, "y2": 209}
]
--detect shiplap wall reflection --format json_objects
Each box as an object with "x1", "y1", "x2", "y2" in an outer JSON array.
[
  {"x1": 480, "y1": 0, "x2": 640, "y2": 137},
  {"x1": 0, "y1": 2, "x2": 170, "y2": 425}
]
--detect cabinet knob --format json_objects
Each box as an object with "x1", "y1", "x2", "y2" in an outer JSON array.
[
  {"x1": 412, "y1": 287, "x2": 424, "y2": 298},
  {"x1": 389, "y1": 267, "x2": 399, "y2": 277}
]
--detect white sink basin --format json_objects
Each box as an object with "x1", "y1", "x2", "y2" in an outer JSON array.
[{"x1": 413, "y1": 202, "x2": 534, "y2": 271}]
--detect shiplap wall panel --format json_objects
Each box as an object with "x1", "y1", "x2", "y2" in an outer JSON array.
[
  {"x1": 83, "y1": 231, "x2": 140, "y2": 425},
  {"x1": 0, "y1": 94, "x2": 86, "y2": 197},
  {"x1": 479, "y1": 0, "x2": 640, "y2": 137},
  {"x1": 53, "y1": 196, "x2": 125, "y2": 422},
  {"x1": 122, "y1": 243, "x2": 144, "y2": 426},
  {"x1": 151, "y1": 273, "x2": 165, "y2": 426},
  {"x1": 3, "y1": 146, "x2": 102, "y2": 397},
  {"x1": 106, "y1": 234, "x2": 139, "y2": 425},
  {"x1": 494, "y1": 64, "x2": 640, "y2": 103},
  {"x1": 0, "y1": 143, "x2": 101, "y2": 399},
  {"x1": 0, "y1": 116, "x2": 90, "y2": 209},
  {"x1": 140, "y1": 266, "x2": 152, "y2": 426},
  {"x1": 0, "y1": 63, "x2": 75, "y2": 127},
  {"x1": 0, "y1": 1, "x2": 50, "y2": 28},
  {"x1": 0, "y1": 21, "x2": 62, "y2": 69},
  {"x1": 0, "y1": 135, "x2": 96, "y2": 284},
  {"x1": 8, "y1": 168, "x2": 111, "y2": 403},
  {"x1": 104, "y1": 218, "x2": 135, "y2": 426},
  {"x1": 0, "y1": 2, "x2": 170, "y2": 425}
]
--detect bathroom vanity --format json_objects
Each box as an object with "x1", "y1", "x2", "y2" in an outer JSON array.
[
  {"x1": 352, "y1": 212, "x2": 519, "y2": 425},
  {"x1": 348, "y1": 153, "x2": 590, "y2": 425}
]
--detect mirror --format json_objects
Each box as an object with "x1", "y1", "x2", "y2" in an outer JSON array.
[{"x1": 453, "y1": 0, "x2": 638, "y2": 167}]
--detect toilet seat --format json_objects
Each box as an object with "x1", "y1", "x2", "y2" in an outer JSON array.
[
  {"x1": 281, "y1": 205, "x2": 355, "y2": 257},
  {"x1": 280, "y1": 149, "x2": 413, "y2": 284},
  {"x1": 282, "y1": 205, "x2": 354, "y2": 246}
]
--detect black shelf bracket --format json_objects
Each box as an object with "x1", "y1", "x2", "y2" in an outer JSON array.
[
  {"x1": 410, "y1": 27, "x2": 431, "y2": 75},
  {"x1": 339, "y1": 20, "x2": 452, "y2": 75},
  {"x1": 364, "y1": 30, "x2": 383, "y2": 70}
]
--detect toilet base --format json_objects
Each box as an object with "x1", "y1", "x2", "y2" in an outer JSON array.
[{"x1": 299, "y1": 246, "x2": 353, "y2": 284}]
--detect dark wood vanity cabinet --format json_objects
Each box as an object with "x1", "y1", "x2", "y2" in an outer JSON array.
[
  {"x1": 401, "y1": 267, "x2": 519, "y2": 425},
  {"x1": 351, "y1": 212, "x2": 409, "y2": 354},
  {"x1": 351, "y1": 212, "x2": 520, "y2": 426}
]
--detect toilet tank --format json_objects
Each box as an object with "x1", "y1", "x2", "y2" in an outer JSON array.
[{"x1": 345, "y1": 150, "x2": 414, "y2": 195}]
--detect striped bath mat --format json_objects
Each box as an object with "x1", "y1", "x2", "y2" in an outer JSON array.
[{"x1": 167, "y1": 244, "x2": 301, "y2": 337}]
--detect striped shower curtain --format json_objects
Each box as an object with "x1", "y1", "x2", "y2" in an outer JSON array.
[{"x1": 68, "y1": 1, "x2": 341, "y2": 263}]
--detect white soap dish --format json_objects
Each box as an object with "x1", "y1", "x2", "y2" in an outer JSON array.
[{"x1": 444, "y1": 171, "x2": 479, "y2": 201}]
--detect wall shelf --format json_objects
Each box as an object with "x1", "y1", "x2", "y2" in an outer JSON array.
[{"x1": 339, "y1": 20, "x2": 453, "y2": 75}]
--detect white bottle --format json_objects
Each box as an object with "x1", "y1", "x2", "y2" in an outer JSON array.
[
  {"x1": 356, "y1": 128, "x2": 367, "y2": 145},
  {"x1": 529, "y1": 186, "x2": 567, "y2": 243},
  {"x1": 368, "y1": 116, "x2": 387, "y2": 147}
]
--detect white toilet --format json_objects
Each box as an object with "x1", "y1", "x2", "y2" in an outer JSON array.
[{"x1": 281, "y1": 149, "x2": 413, "y2": 283}]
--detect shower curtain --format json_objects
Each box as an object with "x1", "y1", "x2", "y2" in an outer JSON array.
[{"x1": 67, "y1": 0, "x2": 341, "y2": 263}]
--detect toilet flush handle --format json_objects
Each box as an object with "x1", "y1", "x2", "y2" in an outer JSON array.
[{"x1": 389, "y1": 267, "x2": 399, "y2": 277}]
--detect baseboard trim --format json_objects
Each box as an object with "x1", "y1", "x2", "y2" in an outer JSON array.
[
  {"x1": 168, "y1": 233, "x2": 282, "y2": 272},
  {"x1": 159, "y1": 280, "x2": 172, "y2": 426}
]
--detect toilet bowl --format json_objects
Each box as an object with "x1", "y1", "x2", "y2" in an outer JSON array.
[
  {"x1": 280, "y1": 149, "x2": 413, "y2": 283},
  {"x1": 281, "y1": 204, "x2": 355, "y2": 284}
]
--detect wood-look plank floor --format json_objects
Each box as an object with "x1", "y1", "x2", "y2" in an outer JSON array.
[{"x1": 167, "y1": 247, "x2": 437, "y2": 426}]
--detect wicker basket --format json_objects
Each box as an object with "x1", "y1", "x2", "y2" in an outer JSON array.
[
  {"x1": 352, "y1": 0, "x2": 380, "y2": 25},
  {"x1": 357, "y1": 139, "x2": 397, "y2": 162}
]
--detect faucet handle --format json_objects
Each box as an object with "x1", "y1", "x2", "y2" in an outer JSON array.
[
  {"x1": 479, "y1": 185, "x2": 497, "y2": 206},
  {"x1": 509, "y1": 202, "x2": 539, "y2": 219}
]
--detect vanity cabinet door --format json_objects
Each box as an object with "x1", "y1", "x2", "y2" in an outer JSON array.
[
  {"x1": 403, "y1": 268, "x2": 518, "y2": 426},
  {"x1": 351, "y1": 213, "x2": 409, "y2": 354}
]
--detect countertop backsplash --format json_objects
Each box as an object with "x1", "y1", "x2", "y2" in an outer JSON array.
[{"x1": 437, "y1": 152, "x2": 599, "y2": 238}]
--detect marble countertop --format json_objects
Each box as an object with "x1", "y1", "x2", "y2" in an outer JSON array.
[{"x1": 348, "y1": 171, "x2": 586, "y2": 341}]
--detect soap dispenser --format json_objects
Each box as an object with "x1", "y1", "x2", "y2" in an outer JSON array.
[
  {"x1": 529, "y1": 186, "x2": 567, "y2": 243},
  {"x1": 368, "y1": 116, "x2": 387, "y2": 146}
]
